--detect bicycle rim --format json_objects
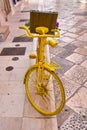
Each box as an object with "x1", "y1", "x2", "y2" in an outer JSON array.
[{"x1": 25, "y1": 65, "x2": 65, "y2": 116}]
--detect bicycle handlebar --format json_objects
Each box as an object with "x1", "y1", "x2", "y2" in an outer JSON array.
[{"x1": 19, "y1": 26, "x2": 60, "y2": 38}]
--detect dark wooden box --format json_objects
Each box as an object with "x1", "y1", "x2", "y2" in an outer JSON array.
[{"x1": 30, "y1": 10, "x2": 58, "y2": 33}]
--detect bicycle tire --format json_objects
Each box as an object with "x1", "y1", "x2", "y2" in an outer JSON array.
[{"x1": 25, "y1": 65, "x2": 65, "y2": 116}]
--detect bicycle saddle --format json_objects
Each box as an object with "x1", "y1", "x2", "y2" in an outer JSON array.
[{"x1": 36, "y1": 27, "x2": 49, "y2": 34}]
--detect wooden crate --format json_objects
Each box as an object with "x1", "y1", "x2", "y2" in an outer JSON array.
[{"x1": 30, "y1": 10, "x2": 58, "y2": 33}]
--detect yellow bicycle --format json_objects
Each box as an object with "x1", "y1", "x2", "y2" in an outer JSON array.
[{"x1": 19, "y1": 26, "x2": 65, "y2": 116}]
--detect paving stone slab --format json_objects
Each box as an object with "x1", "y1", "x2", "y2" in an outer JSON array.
[
  {"x1": 67, "y1": 87, "x2": 87, "y2": 116},
  {"x1": 57, "y1": 105, "x2": 74, "y2": 129},
  {"x1": 59, "y1": 24, "x2": 72, "y2": 31},
  {"x1": 68, "y1": 27, "x2": 85, "y2": 34},
  {"x1": 81, "y1": 22, "x2": 87, "y2": 26},
  {"x1": 0, "y1": 95, "x2": 25, "y2": 117},
  {"x1": 23, "y1": 97, "x2": 44, "y2": 118},
  {"x1": 22, "y1": 118, "x2": 45, "y2": 130},
  {"x1": 22, "y1": 117, "x2": 58, "y2": 130},
  {"x1": 58, "y1": 41, "x2": 77, "y2": 59},
  {"x1": 60, "y1": 113, "x2": 87, "y2": 130},
  {"x1": 77, "y1": 33, "x2": 87, "y2": 42},
  {"x1": 60, "y1": 36, "x2": 75, "y2": 43},
  {"x1": 58, "y1": 41, "x2": 69, "y2": 47},
  {"x1": 84, "y1": 82, "x2": 87, "y2": 88},
  {"x1": 79, "y1": 29, "x2": 87, "y2": 35},
  {"x1": 0, "y1": 60, "x2": 9, "y2": 67},
  {"x1": 9, "y1": 68, "x2": 26, "y2": 81},
  {"x1": 64, "y1": 44, "x2": 77, "y2": 51},
  {"x1": 49, "y1": 46, "x2": 65, "y2": 56},
  {"x1": 0, "y1": 117, "x2": 22, "y2": 130},
  {"x1": 8, "y1": 56, "x2": 31, "y2": 68},
  {"x1": 63, "y1": 32, "x2": 79, "y2": 38},
  {"x1": 61, "y1": 76, "x2": 81, "y2": 99},
  {"x1": 51, "y1": 56, "x2": 74, "y2": 76},
  {"x1": 66, "y1": 53, "x2": 85, "y2": 64},
  {"x1": 81, "y1": 60, "x2": 87, "y2": 69},
  {"x1": 0, "y1": 68, "x2": 12, "y2": 81},
  {"x1": 71, "y1": 40, "x2": 87, "y2": 47},
  {"x1": 84, "y1": 46, "x2": 87, "y2": 49},
  {"x1": 57, "y1": 49, "x2": 73, "y2": 59},
  {"x1": 65, "y1": 20, "x2": 77, "y2": 26},
  {"x1": 0, "y1": 81, "x2": 24, "y2": 95},
  {"x1": 64, "y1": 65, "x2": 87, "y2": 84},
  {"x1": 74, "y1": 47, "x2": 87, "y2": 56},
  {"x1": 72, "y1": 20, "x2": 86, "y2": 28},
  {"x1": 73, "y1": 12, "x2": 87, "y2": 16}
]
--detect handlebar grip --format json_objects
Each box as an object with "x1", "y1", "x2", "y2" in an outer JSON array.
[
  {"x1": 47, "y1": 40, "x2": 57, "y2": 48},
  {"x1": 51, "y1": 29, "x2": 60, "y2": 37}
]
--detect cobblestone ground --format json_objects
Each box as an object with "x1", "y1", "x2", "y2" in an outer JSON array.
[{"x1": 48, "y1": 0, "x2": 87, "y2": 129}]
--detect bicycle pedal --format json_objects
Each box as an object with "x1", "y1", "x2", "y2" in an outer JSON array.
[
  {"x1": 50, "y1": 62, "x2": 61, "y2": 70},
  {"x1": 29, "y1": 54, "x2": 36, "y2": 59}
]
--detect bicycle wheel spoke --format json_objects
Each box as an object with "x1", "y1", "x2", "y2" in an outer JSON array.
[{"x1": 25, "y1": 66, "x2": 65, "y2": 116}]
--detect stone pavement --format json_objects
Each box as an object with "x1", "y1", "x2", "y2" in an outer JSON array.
[
  {"x1": 49, "y1": 0, "x2": 87, "y2": 129},
  {"x1": 0, "y1": 0, "x2": 87, "y2": 130}
]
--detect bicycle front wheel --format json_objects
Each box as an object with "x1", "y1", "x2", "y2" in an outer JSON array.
[{"x1": 25, "y1": 65, "x2": 65, "y2": 116}]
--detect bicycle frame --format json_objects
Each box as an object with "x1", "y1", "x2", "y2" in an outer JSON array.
[
  {"x1": 19, "y1": 26, "x2": 60, "y2": 82},
  {"x1": 36, "y1": 37, "x2": 46, "y2": 63}
]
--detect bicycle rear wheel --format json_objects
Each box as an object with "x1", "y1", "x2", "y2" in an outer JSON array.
[{"x1": 25, "y1": 65, "x2": 65, "y2": 116}]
